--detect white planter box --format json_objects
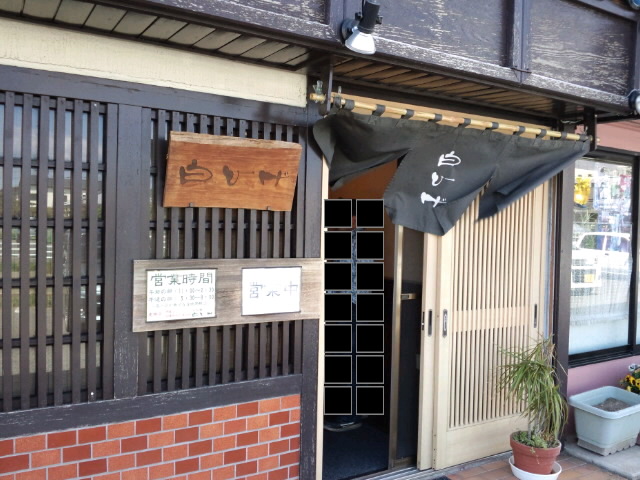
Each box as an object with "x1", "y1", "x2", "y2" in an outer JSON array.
[{"x1": 569, "y1": 386, "x2": 640, "y2": 456}]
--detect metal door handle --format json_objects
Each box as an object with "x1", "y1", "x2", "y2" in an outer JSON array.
[
  {"x1": 443, "y1": 309, "x2": 448, "y2": 337},
  {"x1": 401, "y1": 293, "x2": 416, "y2": 300},
  {"x1": 428, "y1": 310, "x2": 433, "y2": 336}
]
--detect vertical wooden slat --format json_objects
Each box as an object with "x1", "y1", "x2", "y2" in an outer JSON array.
[
  {"x1": 234, "y1": 325, "x2": 243, "y2": 382},
  {"x1": 181, "y1": 329, "x2": 190, "y2": 389},
  {"x1": 488, "y1": 208, "x2": 498, "y2": 420},
  {"x1": 194, "y1": 328, "x2": 204, "y2": 387},
  {"x1": 237, "y1": 121, "x2": 247, "y2": 260},
  {"x1": 19, "y1": 95, "x2": 33, "y2": 409},
  {"x1": 154, "y1": 110, "x2": 166, "y2": 259},
  {"x1": 165, "y1": 111, "x2": 180, "y2": 392},
  {"x1": 282, "y1": 320, "x2": 290, "y2": 375},
  {"x1": 208, "y1": 326, "x2": 217, "y2": 386},
  {"x1": 261, "y1": 123, "x2": 271, "y2": 258},
  {"x1": 250, "y1": 122, "x2": 259, "y2": 260},
  {"x1": 212, "y1": 117, "x2": 222, "y2": 260},
  {"x1": 137, "y1": 108, "x2": 152, "y2": 395},
  {"x1": 36, "y1": 96, "x2": 49, "y2": 408},
  {"x1": 196, "y1": 114, "x2": 207, "y2": 260},
  {"x1": 53, "y1": 97, "x2": 65, "y2": 406},
  {"x1": 152, "y1": 110, "x2": 166, "y2": 393},
  {"x1": 246, "y1": 125, "x2": 258, "y2": 382},
  {"x1": 86, "y1": 101, "x2": 99, "y2": 401},
  {"x1": 193, "y1": 114, "x2": 207, "y2": 388},
  {"x1": 259, "y1": 322, "x2": 267, "y2": 379},
  {"x1": 219, "y1": 116, "x2": 233, "y2": 385},
  {"x1": 224, "y1": 118, "x2": 234, "y2": 260},
  {"x1": 284, "y1": 126, "x2": 293, "y2": 258},
  {"x1": 70, "y1": 99, "x2": 83, "y2": 404},
  {"x1": 179, "y1": 115, "x2": 196, "y2": 390},
  {"x1": 2, "y1": 92, "x2": 14, "y2": 411},
  {"x1": 138, "y1": 334, "x2": 149, "y2": 395},
  {"x1": 221, "y1": 325, "x2": 230, "y2": 384},
  {"x1": 113, "y1": 104, "x2": 143, "y2": 399},
  {"x1": 183, "y1": 114, "x2": 195, "y2": 260},
  {"x1": 153, "y1": 332, "x2": 162, "y2": 393},
  {"x1": 272, "y1": 125, "x2": 282, "y2": 258},
  {"x1": 102, "y1": 104, "x2": 117, "y2": 400},
  {"x1": 293, "y1": 319, "x2": 302, "y2": 374},
  {"x1": 295, "y1": 127, "x2": 305, "y2": 259},
  {"x1": 270, "y1": 321, "x2": 279, "y2": 376},
  {"x1": 247, "y1": 324, "x2": 255, "y2": 381}
]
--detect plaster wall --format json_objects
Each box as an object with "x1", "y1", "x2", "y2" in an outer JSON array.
[
  {"x1": 0, "y1": 18, "x2": 307, "y2": 108},
  {"x1": 598, "y1": 121, "x2": 640, "y2": 152}
]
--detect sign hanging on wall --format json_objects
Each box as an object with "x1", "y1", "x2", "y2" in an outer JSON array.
[
  {"x1": 146, "y1": 269, "x2": 216, "y2": 321},
  {"x1": 132, "y1": 258, "x2": 322, "y2": 332},
  {"x1": 163, "y1": 132, "x2": 302, "y2": 211},
  {"x1": 241, "y1": 267, "x2": 302, "y2": 315}
]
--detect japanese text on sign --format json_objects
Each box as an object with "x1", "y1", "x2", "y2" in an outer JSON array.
[
  {"x1": 241, "y1": 267, "x2": 302, "y2": 315},
  {"x1": 146, "y1": 269, "x2": 216, "y2": 322}
]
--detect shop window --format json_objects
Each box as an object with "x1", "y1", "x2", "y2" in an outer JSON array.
[{"x1": 569, "y1": 157, "x2": 638, "y2": 362}]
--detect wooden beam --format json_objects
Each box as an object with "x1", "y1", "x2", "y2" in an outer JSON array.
[{"x1": 571, "y1": 0, "x2": 639, "y2": 20}]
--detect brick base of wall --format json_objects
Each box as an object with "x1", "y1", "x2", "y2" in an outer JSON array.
[{"x1": 0, "y1": 394, "x2": 300, "y2": 480}]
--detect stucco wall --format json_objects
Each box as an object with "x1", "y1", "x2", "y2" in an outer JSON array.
[
  {"x1": 0, "y1": 17, "x2": 307, "y2": 108},
  {"x1": 598, "y1": 121, "x2": 640, "y2": 152}
]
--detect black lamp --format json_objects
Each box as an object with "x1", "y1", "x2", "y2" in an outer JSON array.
[
  {"x1": 629, "y1": 89, "x2": 640, "y2": 115},
  {"x1": 341, "y1": 0, "x2": 383, "y2": 55}
]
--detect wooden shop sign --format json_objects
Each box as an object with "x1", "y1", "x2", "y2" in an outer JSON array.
[
  {"x1": 132, "y1": 258, "x2": 322, "y2": 331},
  {"x1": 163, "y1": 132, "x2": 302, "y2": 211}
]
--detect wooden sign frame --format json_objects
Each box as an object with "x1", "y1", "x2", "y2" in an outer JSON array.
[
  {"x1": 132, "y1": 258, "x2": 322, "y2": 332},
  {"x1": 163, "y1": 132, "x2": 302, "y2": 211}
]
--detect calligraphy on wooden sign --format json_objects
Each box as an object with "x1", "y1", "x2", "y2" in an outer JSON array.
[{"x1": 163, "y1": 132, "x2": 302, "y2": 211}]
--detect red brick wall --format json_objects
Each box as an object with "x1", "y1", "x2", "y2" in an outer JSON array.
[{"x1": 0, "y1": 394, "x2": 300, "y2": 480}]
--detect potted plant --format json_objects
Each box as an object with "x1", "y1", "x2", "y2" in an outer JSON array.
[
  {"x1": 498, "y1": 337, "x2": 568, "y2": 478},
  {"x1": 568, "y1": 363, "x2": 640, "y2": 455}
]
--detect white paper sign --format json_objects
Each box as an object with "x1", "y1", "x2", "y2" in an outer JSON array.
[
  {"x1": 146, "y1": 269, "x2": 216, "y2": 322},
  {"x1": 242, "y1": 267, "x2": 302, "y2": 315}
]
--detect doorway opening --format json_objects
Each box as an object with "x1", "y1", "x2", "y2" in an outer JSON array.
[{"x1": 322, "y1": 161, "x2": 423, "y2": 479}]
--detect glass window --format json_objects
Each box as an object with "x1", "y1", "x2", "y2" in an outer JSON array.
[{"x1": 569, "y1": 158, "x2": 633, "y2": 356}]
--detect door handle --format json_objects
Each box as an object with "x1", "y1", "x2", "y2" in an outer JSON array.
[
  {"x1": 401, "y1": 293, "x2": 416, "y2": 300},
  {"x1": 443, "y1": 309, "x2": 448, "y2": 337},
  {"x1": 428, "y1": 310, "x2": 433, "y2": 336}
]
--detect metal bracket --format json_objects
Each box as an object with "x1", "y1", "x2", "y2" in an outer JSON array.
[
  {"x1": 583, "y1": 108, "x2": 598, "y2": 151},
  {"x1": 316, "y1": 62, "x2": 334, "y2": 116}
]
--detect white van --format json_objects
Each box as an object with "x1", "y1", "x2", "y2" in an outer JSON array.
[{"x1": 572, "y1": 232, "x2": 631, "y2": 288}]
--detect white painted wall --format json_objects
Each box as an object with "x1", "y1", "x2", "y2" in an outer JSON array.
[{"x1": 0, "y1": 17, "x2": 307, "y2": 107}]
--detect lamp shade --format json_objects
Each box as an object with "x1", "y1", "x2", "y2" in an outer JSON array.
[{"x1": 345, "y1": 27, "x2": 376, "y2": 55}]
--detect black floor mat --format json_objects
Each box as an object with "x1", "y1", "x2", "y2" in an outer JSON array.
[{"x1": 322, "y1": 421, "x2": 389, "y2": 480}]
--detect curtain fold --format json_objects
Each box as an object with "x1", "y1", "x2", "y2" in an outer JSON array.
[{"x1": 313, "y1": 110, "x2": 590, "y2": 235}]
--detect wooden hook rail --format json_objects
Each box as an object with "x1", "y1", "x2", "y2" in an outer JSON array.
[{"x1": 310, "y1": 92, "x2": 588, "y2": 142}]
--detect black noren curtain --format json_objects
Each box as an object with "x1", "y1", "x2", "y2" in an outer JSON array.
[{"x1": 313, "y1": 109, "x2": 590, "y2": 235}]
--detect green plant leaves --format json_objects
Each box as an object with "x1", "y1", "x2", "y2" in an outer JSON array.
[{"x1": 498, "y1": 336, "x2": 568, "y2": 448}]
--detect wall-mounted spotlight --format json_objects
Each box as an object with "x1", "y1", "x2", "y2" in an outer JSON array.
[
  {"x1": 629, "y1": 89, "x2": 640, "y2": 115},
  {"x1": 341, "y1": 0, "x2": 382, "y2": 55}
]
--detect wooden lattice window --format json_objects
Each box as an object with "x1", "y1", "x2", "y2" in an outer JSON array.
[{"x1": 0, "y1": 93, "x2": 113, "y2": 411}]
